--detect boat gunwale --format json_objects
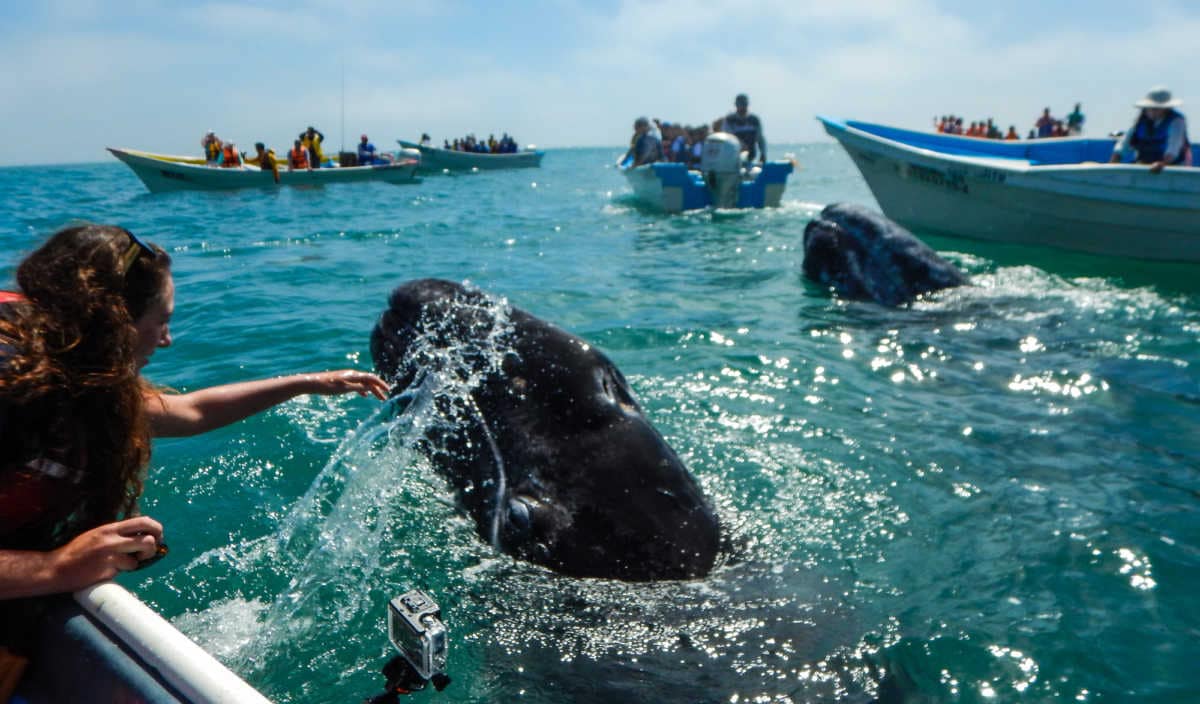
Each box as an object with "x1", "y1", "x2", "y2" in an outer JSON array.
[{"x1": 817, "y1": 116, "x2": 1199, "y2": 178}]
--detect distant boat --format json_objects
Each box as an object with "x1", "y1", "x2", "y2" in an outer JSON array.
[
  {"x1": 108, "y1": 147, "x2": 420, "y2": 193},
  {"x1": 819, "y1": 117, "x2": 1200, "y2": 262},
  {"x1": 618, "y1": 132, "x2": 793, "y2": 213},
  {"x1": 396, "y1": 140, "x2": 544, "y2": 171}
]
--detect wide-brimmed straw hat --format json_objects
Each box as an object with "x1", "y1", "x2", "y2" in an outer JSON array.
[{"x1": 1134, "y1": 86, "x2": 1182, "y2": 109}]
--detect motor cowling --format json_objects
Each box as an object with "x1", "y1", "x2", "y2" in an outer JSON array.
[
  {"x1": 700, "y1": 132, "x2": 743, "y2": 174},
  {"x1": 700, "y1": 132, "x2": 744, "y2": 207}
]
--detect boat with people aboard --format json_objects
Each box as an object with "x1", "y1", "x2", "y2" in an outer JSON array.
[
  {"x1": 107, "y1": 147, "x2": 421, "y2": 193},
  {"x1": 818, "y1": 116, "x2": 1200, "y2": 262},
  {"x1": 396, "y1": 138, "x2": 544, "y2": 172},
  {"x1": 618, "y1": 132, "x2": 793, "y2": 213}
]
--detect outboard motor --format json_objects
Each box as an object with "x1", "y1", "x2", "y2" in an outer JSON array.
[{"x1": 700, "y1": 132, "x2": 744, "y2": 208}]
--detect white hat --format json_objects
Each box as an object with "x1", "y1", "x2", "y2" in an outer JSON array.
[{"x1": 1134, "y1": 86, "x2": 1182, "y2": 109}]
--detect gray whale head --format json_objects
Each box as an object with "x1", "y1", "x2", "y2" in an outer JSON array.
[
  {"x1": 803, "y1": 203, "x2": 966, "y2": 306},
  {"x1": 370, "y1": 278, "x2": 721, "y2": 581}
]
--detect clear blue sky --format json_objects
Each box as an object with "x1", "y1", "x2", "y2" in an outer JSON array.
[{"x1": 1, "y1": 0, "x2": 1197, "y2": 166}]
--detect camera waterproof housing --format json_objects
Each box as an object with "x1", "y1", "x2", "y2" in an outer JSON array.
[{"x1": 387, "y1": 589, "x2": 447, "y2": 681}]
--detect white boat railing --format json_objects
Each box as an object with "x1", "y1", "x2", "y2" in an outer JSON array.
[{"x1": 74, "y1": 582, "x2": 272, "y2": 704}]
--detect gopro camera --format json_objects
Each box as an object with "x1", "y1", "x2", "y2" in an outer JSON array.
[{"x1": 387, "y1": 589, "x2": 447, "y2": 681}]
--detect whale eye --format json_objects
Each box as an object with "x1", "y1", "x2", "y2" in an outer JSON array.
[{"x1": 507, "y1": 496, "x2": 532, "y2": 533}]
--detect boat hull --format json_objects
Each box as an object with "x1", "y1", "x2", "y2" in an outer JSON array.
[
  {"x1": 819, "y1": 117, "x2": 1200, "y2": 262},
  {"x1": 15, "y1": 582, "x2": 270, "y2": 703},
  {"x1": 109, "y1": 148, "x2": 420, "y2": 193},
  {"x1": 620, "y1": 161, "x2": 793, "y2": 213},
  {"x1": 397, "y1": 140, "x2": 544, "y2": 171}
]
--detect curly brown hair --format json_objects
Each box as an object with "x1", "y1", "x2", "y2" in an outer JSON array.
[{"x1": 0, "y1": 223, "x2": 172, "y2": 547}]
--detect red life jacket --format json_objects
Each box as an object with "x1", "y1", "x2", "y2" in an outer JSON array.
[
  {"x1": 0, "y1": 290, "x2": 88, "y2": 543},
  {"x1": 289, "y1": 147, "x2": 309, "y2": 168}
]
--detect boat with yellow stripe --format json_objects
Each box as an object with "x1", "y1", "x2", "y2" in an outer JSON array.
[{"x1": 108, "y1": 147, "x2": 420, "y2": 193}]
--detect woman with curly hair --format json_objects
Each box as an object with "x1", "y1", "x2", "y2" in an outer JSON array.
[{"x1": 0, "y1": 223, "x2": 387, "y2": 650}]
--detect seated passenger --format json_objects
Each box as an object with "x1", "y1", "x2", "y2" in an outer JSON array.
[
  {"x1": 1110, "y1": 86, "x2": 1191, "y2": 173},
  {"x1": 1005, "y1": 125, "x2": 1019, "y2": 140},
  {"x1": 218, "y1": 142, "x2": 242, "y2": 168},
  {"x1": 288, "y1": 139, "x2": 310, "y2": 171},
  {"x1": 201, "y1": 130, "x2": 222, "y2": 163},
  {"x1": 623, "y1": 117, "x2": 662, "y2": 167},
  {"x1": 357, "y1": 134, "x2": 385, "y2": 165}
]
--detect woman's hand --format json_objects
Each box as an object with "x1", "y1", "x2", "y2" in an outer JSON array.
[
  {"x1": 300, "y1": 370, "x2": 390, "y2": 400},
  {"x1": 45, "y1": 516, "x2": 164, "y2": 593}
]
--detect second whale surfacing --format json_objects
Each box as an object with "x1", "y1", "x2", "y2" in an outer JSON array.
[
  {"x1": 370, "y1": 279, "x2": 721, "y2": 582},
  {"x1": 803, "y1": 202, "x2": 967, "y2": 306}
]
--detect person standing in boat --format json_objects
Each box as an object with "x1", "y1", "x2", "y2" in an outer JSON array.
[
  {"x1": 622, "y1": 117, "x2": 662, "y2": 167},
  {"x1": 299, "y1": 126, "x2": 325, "y2": 168},
  {"x1": 1110, "y1": 87, "x2": 1192, "y2": 173},
  {"x1": 0, "y1": 224, "x2": 388, "y2": 657},
  {"x1": 713, "y1": 93, "x2": 766, "y2": 164},
  {"x1": 1066, "y1": 103, "x2": 1085, "y2": 135},
  {"x1": 1034, "y1": 108, "x2": 1057, "y2": 138}
]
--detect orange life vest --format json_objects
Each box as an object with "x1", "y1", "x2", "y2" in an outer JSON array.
[
  {"x1": 289, "y1": 147, "x2": 309, "y2": 169},
  {"x1": 221, "y1": 145, "x2": 241, "y2": 167}
]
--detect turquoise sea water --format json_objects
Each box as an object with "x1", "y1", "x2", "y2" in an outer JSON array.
[{"x1": 2, "y1": 146, "x2": 1198, "y2": 703}]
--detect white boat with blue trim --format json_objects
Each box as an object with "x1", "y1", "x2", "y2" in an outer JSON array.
[
  {"x1": 819, "y1": 117, "x2": 1200, "y2": 262},
  {"x1": 13, "y1": 582, "x2": 270, "y2": 703},
  {"x1": 108, "y1": 147, "x2": 420, "y2": 193},
  {"x1": 618, "y1": 132, "x2": 793, "y2": 213}
]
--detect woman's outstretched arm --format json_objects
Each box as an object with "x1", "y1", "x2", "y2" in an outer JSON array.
[{"x1": 145, "y1": 369, "x2": 389, "y2": 438}]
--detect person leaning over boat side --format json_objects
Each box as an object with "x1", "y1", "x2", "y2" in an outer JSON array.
[
  {"x1": 245, "y1": 142, "x2": 280, "y2": 184},
  {"x1": 288, "y1": 139, "x2": 311, "y2": 171},
  {"x1": 299, "y1": 126, "x2": 325, "y2": 168},
  {"x1": 622, "y1": 117, "x2": 663, "y2": 167},
  {"x1": 713, "y1": 93, "x2": 766, "y2": 164},
  {"x1": 201, "y1": 130, "x2": 222, "y2": 164},
  {"x1": 0, "y1": 224, "x2": 389, "y2": 652},
  {"x1": 1110, "y1": 86, "x2": 1192, "y2": 174}
]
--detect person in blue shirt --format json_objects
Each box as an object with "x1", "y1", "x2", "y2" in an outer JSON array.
[
  {"x1": 356, "y1": 134, "x2": 387, "y2": 166},
  {"x1": 622, "y1": 117, "x2": 662, "y2": 167},
  {"x1": 1111, "y1": 86, "x2": 1191, "y2": 173}
]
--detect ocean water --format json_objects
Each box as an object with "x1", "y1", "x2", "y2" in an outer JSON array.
[{"x1": 1, "y1": 145, "x2": 1198, "y2": 703}]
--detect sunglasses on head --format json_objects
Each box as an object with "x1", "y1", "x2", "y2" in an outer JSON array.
[{"x1": 118, "y1": 230, "x2": 155, "y2": 274}]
